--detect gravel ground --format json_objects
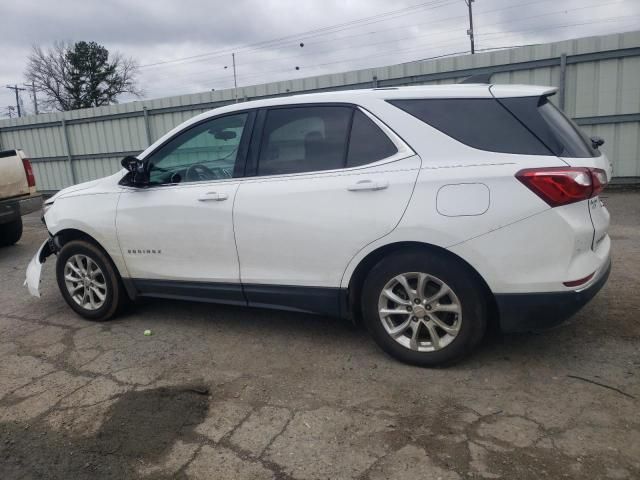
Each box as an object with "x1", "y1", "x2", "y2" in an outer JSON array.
[{"x1": 0, "y1": 190, "x2": 638, "y2": 480}]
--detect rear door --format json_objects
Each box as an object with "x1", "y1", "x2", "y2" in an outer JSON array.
[{"x1": 233, "y1": 104, "x2": 420, "y2": 314}]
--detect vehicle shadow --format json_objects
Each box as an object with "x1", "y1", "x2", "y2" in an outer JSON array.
[{"x1": 116, "y1": 296, "x2": 595, "y2": 370}]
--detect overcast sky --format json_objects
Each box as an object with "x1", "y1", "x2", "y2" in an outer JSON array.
[{"x1": 1, "y1": 0, "x2": 639, "y2": 115}]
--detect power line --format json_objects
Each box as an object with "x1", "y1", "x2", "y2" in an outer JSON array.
[
  {"x1": 139, "y1": 0, "x2": 458, "y2": 68},
  {"x1": 177, "y1": 16, "x2": 638, "y2": 95},
  {"x1": 142, "y1": 0, "x2": 620, "y2": 84},
  {"x1": 477, "y1": 14, "x2": 640, "y2": 39},
  {"x1": 141, "y1": 0, "x2": 627, "y2": 90},
  {"x1": 141, "y1": 0, "x2": 575, "y2": 73},
  {"x1": 139, "y1": 0, "x2": 550, "y2": 84},
  {"x1": 144, "y1": 2, "x2": 463, "y2": 71}
]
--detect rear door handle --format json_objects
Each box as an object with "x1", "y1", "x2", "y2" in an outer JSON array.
[
  {"x1": 347, "y1": 180, "x2": 389, "y2": 192},
  {"x1": 198, "y1": 192, "x2": 228, "y2": 202}
]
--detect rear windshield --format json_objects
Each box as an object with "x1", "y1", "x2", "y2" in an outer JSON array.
[{"x1": 498, "y1": 96, "x2": 598, "y2": 158}]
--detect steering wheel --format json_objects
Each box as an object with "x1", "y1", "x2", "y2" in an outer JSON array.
[{"x1": 185, "y1": 164, "x2": 216, "y2": 182}]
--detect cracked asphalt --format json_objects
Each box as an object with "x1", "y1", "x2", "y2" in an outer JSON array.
[{"x1": 1, "y1": 190, "x2": 639, "y2": 479}]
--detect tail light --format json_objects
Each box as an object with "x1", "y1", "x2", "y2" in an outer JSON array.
[
  {"x1": 22, "y1": 158, "x2": 36, "y2": 188},
  {"x1": 516, "y1": 167, "x2": 607, "y2": 207}
]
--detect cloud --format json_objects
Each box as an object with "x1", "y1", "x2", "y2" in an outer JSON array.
[{"x1": 1, "y1": 0, "x2": 639, "y2": 114}]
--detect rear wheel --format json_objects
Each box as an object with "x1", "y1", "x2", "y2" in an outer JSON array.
[
  {"x1": 0, "y1": 218, "x2": 23, "y2": 246},
  {"x1": 56, "y1": 240, "x2": 126, "y2": 321},
  {"x1": 361, "y1": 250, "x2": 487, "y2": 366}
]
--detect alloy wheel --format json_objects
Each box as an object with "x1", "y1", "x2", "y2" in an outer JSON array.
[
  {"x1": 63, "y1": 254, "x2": 107, "y2": 311},
  {"x1": 377, "y1": 272, "x2": 462, "y2": 352}
]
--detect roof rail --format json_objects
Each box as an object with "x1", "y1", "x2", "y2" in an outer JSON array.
[{"x1": 458, "y1": 73, "x2": 493, "y2": 84}]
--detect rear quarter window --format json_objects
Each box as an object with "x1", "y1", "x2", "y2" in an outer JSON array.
[
  {"x1": 346, "y1": 110, "x2": 398, "y2": 167},
  {"x1": 388, "y1": 98, "x2": 551, "y2": 156}
]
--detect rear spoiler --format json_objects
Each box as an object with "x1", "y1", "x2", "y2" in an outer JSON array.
[
  {"x1": 490, "y1": 84, "x2": 558, "y2": 98},
  {"x1": 459, "y1": 74, "x2": 559, "y2": 99},
  {"x1": 458, "y1": 73, "x2": 493, "y2": 84}
]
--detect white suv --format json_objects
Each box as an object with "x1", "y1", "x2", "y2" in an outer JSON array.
[{"x1": 25, "y1": 84, "x2": 612, "y2": 366}]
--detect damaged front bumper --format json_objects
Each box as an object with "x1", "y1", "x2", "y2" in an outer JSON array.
[{"x1": 24, "y1": 237, "x2": 57, "y2": 297}]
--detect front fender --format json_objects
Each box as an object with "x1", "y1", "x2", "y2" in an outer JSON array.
[{"x1": 45, "y1": 191, "x2": 128, "y2": 279}]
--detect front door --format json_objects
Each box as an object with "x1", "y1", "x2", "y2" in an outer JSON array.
[{"x1": 116, "y1": 111, "x2": 253, "y2": 304}]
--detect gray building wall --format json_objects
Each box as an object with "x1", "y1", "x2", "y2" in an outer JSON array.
[{"x1": 1, "y1": 30, "x2": 639, "y2": 191}]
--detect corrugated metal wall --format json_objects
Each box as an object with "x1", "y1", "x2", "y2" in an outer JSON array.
[{"x1": 1, "y1": 30, "x2": 639, "y2": 191}]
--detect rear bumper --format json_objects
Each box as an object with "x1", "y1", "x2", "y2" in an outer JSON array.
[
  {"x1": 0, "y1": 202, "x2": 19, "y2": 224},
  {"x1": 18, "y1": 193, "x2": 43, "y2": 216},
  {"x1": 0, "y1": 194, "x2": 42, "y2": 224},
  {"x1": 495, "y1": 257, "x2": 611, "y2": 333}
]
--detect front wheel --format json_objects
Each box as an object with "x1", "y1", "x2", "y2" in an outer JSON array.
[
  {"x1": 361, "y1": 250, "x2": 487, "y2": 366},
  {"x1": 56, "y1": 240, "x2": 126, "y2": 321}
]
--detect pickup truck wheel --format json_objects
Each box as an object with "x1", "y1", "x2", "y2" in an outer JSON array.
[
  {"x1": 56, "y1": 240, "x2": 125, "y2": 321},
  {"x1": 0, "y1": 218, "x2": 23, "y2": 246},
  {"x1": 361, "y1": 250, "x2": 487, "y2": 367}
]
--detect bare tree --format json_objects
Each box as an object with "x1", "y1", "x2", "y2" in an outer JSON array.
[{"x1": 25, "y1": 41, "x2": 142, "y2": 112}]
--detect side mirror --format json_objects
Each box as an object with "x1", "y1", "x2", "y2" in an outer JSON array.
[
  {"x1": 121, "y1": 156, "x2": 148, "y2": 186},
  {"x1": 590, "y1": 136, "x2": 605, "y2": 149}
]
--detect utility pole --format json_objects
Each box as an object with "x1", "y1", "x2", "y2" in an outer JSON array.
[
  {"x1": 465, "y1": 0, "x2": 475, "y2": 54},
  {"x1": 5, "y1": 84, "x2": 27, "y2": 117},
  {"x1": 24, "y1": 81, "x2": 38, "y2": 115},
  {"x1": 232, "y1": 53, "x2": 238, "y2": 103}
]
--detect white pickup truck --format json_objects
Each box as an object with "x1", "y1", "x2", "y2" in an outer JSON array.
[{"x1": 0, "y1": 149, "x2": 42, "y2": 246}]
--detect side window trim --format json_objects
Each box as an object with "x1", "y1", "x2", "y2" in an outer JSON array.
[
  {"x1": 243, "y1": 108, "x2": 267, "y2": 178},
  {"x1": 343, "y1": 108, "x2": 357, "y2": 166},
  {"x1": 233, "y1": 109, "x2": 257, "y2": 178},
  {"x1": 245, "y1": 103, "x2": 414, "y2": 180},
  {"x1": 141, "y1": 109, "x2": 257, "y2": 188}
]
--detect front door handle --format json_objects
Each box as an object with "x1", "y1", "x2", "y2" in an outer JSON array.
[
  {"x1": 347, "y1": 180, "x2": 389, "y2": 192},
  {"x1": 198, "y1": 192, "x2": 228, "y2": 202}
]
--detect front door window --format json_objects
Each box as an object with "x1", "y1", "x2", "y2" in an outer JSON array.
[{"x1": 147, "y1": 112, "x2": 248, "y2": 185}]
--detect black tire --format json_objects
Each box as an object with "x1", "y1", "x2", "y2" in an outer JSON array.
[
  {"x1": 56, "y1": 240, "x2": 126, "y2": 321},
  {"x1": 0, "y1": 218, "x2": 23, "y2": 246},
  {"x1": 361, "y1": 249, "x2": 487, "y2": 366}
]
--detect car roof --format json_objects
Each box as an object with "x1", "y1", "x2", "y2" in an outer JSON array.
[{"x1": 205, "y1": 84, "x2": 557, "y2": 113}]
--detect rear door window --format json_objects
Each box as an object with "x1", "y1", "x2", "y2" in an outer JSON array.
[
  {"x1": 388, "y1": 98, "x2": 551, "y2": 156},
  {"x1": 257, "y1": 106, "x2": 351, "y2": 176},
  {"x1": 256, "y1": 106, "x2": 398, "y2": 176}
]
